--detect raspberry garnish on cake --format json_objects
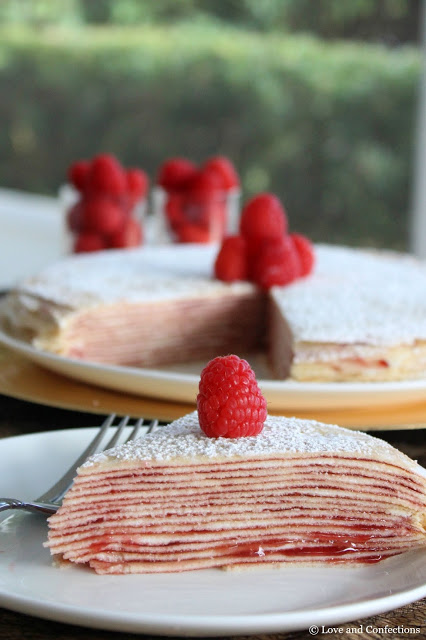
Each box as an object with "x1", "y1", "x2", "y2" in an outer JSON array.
[
  {"x1": 251, "y1": 236, "x2": 301, "y2": 289},
  {"x1": 45, "y1": 357, "x2": 426, "y2": 574},
  {"x1": 213, "y1": 235, "x2": 249, "y2": 283},
  {"x1": 214, "y1": 192, "x2": 315, "y2": 288},
  {"x1": 197, "y1": 355, "x2": 267, "y2": 437}
]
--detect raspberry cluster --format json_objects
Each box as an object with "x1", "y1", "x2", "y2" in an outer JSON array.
[
  {"x1": 156, "y1": 156, "x2": 240, "y2": 243},
  {"x1": 66, "y1": 154, "x2": 149, "y2": 253},
  {"x1": 214, "y1": 193, "x2": 315, "y2": 289},
  {"x1": 197, "y1": 354, "x2": 267, "y2": 438}
]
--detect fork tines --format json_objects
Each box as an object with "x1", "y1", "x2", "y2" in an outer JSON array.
[
  {"x1": 100, "y1": 415, "x2": 159, "y2": 452},
  {"x1": 36, "y1": 415, "x2": 159, "y2": 505}
]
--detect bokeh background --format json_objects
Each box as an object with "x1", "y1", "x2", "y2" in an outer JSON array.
[{"x1": 0, "y1": 0, "x2": 422, "y2": 249}]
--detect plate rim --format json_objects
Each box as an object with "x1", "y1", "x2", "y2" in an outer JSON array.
[
  {"x1": 1, "y1": 581, "x2": 426, "y2": 636},
  {"x1": 2, "y1": 326, "x2": 426, "y2": 404},
  {"x1": 1, "y1": 427, "x2": 426, "y2": 636}
]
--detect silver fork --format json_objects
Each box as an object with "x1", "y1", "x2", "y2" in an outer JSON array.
[{"x1": 0, "y1": 414, "x2": 158, "y2": 516}]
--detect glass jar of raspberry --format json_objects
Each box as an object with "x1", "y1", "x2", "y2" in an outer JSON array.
[
  {"x1": 153, "y1": 156, "x2": 241, "y2": 244},
  {"x1": 62, "y1": 154, "x2": 148, "y2": 253}
]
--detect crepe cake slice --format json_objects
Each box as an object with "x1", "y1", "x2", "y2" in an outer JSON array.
[{"x1": 45, "y1": 411, "x2": 426, "y2": 574}]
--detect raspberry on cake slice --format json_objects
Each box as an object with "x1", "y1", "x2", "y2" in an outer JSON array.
[
  {"x1": 44, "y1": 356, "x2": 426, "y2": 574},
  {"x1": 197, "y1": 355, "x2": 267, "y2": 437}
]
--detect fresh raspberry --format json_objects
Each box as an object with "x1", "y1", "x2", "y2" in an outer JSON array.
[
  {"x1": 67, "y1": 160, "x2": 90, "y2": 192},
  {"x1": 203, "y1": 156, "x2": 240, "y2": 190},
  {"x1": 126, "y1": 168, "x2": 149, "y2": 199},
  {"x1": 180, "y1": 170, "x2": 227, "y2": 240},
  {"x1": 165, "y1": 193, "x2": 185, "y2": 230},
  {"x1": 80, "y1": 197, "x2": 126, "y2": 234},
  {"x1": 115, "y1": 193, "x2": 135, "y2": 215},
  {"x1": 203, "y1": 199, "x2": 227, "y2": 241},
  {"x1": 181, "y1": 197, "x2": 226, "y2": 238},
  {"x1": 251, "y1": 236, "x2": 300, "y2": 290},
  {"x1": 157, "y1": 157, "x2": 197, "y2": 191},
  {"x1": 109, "y1": 217, "x2": 143, "y2": 248},
  {"x1": 240, "y1": 193, "x2": 288, "y2": 243},
  {"x1": 185, "y1": 167, "x2": 224, "y2": 197},
  {"x1": 175, "y1": 224, "x2": 211, "y2": 244},
  {"x1": 197, "y1": 355, "x2": 267, "y2": 438},
  {"x1": 180, "y1": 195, "x2": 211, "y2": 227},
  {"x1": 66, "y1": 202, "x2": 84, "y2": 232},
  {"x1": 87, "y1": 154, "x2": 126, "y2": 196},
  {"x1": 290, "y1": 233, "x2": 315, "y2": 277},
  {"x1": 74, "y1": 232, "x2": 107, "y2": 253},
  {"x1": 214, "y1": 235, "x2": 248, "y2": 282}
]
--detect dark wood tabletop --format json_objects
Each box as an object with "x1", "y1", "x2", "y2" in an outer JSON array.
[{"x1": 0, "y1": 393, "x2": 425, "y2": 640}]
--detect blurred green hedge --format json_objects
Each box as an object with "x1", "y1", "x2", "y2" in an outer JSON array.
[{"x1": 0, "y1": 24, "x2": 420, "y2": 248}]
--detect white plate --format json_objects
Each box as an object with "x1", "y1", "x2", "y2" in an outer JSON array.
[
  {"x1": 1, "y1": 428, "x2": 426, "y2": 636},
  {"x1": 2, "y1": 328, "x2": 426, "y2": 410}
]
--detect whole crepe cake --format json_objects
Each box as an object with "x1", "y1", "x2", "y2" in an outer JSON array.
[
  {"x1": 44, "y1": 356, "x2": 426, "y2": 574},
  {"x1": 2, "y1": 242, "x2": 426, "y2": 382}
]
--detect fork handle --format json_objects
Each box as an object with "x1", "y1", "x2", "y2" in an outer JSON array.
[{"x1": 0, "y1": 498, "x2": 58, "y2": 515}]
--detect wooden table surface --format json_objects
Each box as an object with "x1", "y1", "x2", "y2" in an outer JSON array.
[{"x1": 0, "y1": 393, "x2": 425, "y2": 640}]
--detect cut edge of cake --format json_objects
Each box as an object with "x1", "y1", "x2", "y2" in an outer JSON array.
[{"x1": 44, "y1": 412, "x2": 426, "y2": 574}]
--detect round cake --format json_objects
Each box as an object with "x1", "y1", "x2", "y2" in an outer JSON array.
[{"x1": 2, "y1": 243, "x2": 426, "y2": 382}]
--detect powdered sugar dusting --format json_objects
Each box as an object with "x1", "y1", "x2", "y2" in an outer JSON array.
[
  {"x1": 10, "y1": 243, "x2": 426, "y2": 348},
  {"x1": 16, "y1": 245, "x2": 252, "y2": 308},
  {"x1": 83, "y1": 412, "x2": 408, "y2": 468},
  {"x1": 272, "y1": 245, "x2": 426, "y2": 346}
]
